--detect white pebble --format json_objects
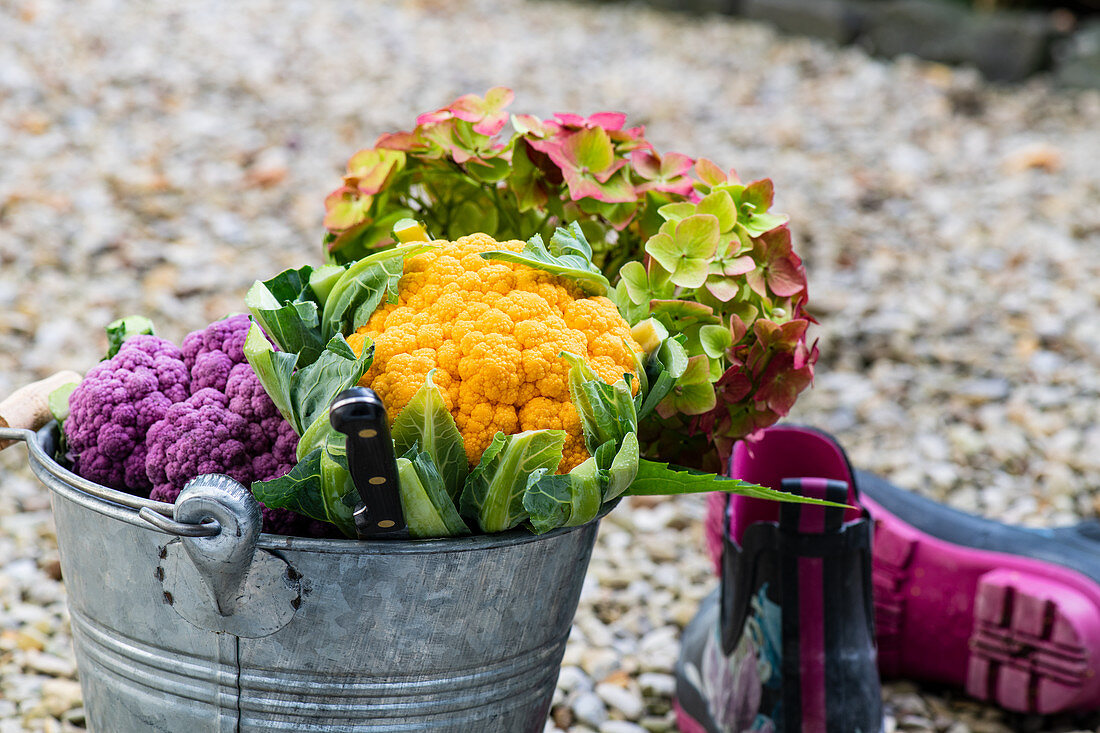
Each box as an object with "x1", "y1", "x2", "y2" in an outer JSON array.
[
  {"x1": 557, "y1": 665, "x2": 593, "y2": 695},
  {"x1": 571, "y1": 691, "x2": 609, "y2": 728},
  {"x1": 595, "y1": 682, "x2": 645, "y2": 720},
  {"x1": 637, "y1": 672, "x2": 676, "y2": 697}
]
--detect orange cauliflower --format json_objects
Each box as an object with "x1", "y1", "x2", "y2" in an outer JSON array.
[{"x1": 346, "y1": 233, "x2": 641, "y2": 472}]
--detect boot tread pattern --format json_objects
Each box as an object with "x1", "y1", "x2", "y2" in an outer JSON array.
[{"x1": 967, "y1": 570, "x2": 1097, "y2": 714}]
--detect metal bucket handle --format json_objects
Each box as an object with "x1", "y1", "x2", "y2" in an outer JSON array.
[
  {"x1": 1, "y1": 371, "x2": 219, "y2": 538},
  {"x1": 2, "y1": 375, "x2": 301, "y2": 636}
]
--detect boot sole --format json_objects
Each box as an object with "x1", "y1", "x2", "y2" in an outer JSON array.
[{"x1": 863, "y1": 478, "x2": 1100, "y2": 714}]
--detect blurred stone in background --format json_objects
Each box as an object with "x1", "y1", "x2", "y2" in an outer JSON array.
[{"x1": 585, "y1": 0, "x2": 1100, "y2": 85}]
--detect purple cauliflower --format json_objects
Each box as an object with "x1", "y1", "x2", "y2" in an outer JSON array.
[
  {"x1": 64, "y1": 335, "x2": 190, "y2": 494},
  {"x1": 64, "y1": 315, "x2": 323, "y2": 536},
  {"x1": 146, "y1": 317, "x2": 308, "y2": 535}
]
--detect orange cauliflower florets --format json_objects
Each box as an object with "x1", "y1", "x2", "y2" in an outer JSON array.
[{"x1": 346, "y1": 233, "x2": 642, "y2": 473}]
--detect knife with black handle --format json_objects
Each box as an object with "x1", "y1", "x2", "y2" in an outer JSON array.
[{"x1": 329, "y1": 387, "x2": 407, "y2": 539}]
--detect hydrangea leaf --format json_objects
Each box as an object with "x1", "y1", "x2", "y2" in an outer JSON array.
[
  {"x1": 633, "y1": 150, "x2": 695, "y2": 196},
  {"x1": 508, "y1": 140, "x2": 550, "y2": 212},
  {"x1": 747, "y1": 227, "x2": 806, "y2": 298},
  {"x1": 564, "y1": 127, "x2": 615, "y2": 177},
  {"x1": 568, "y1": 167, "x2": 636, "y2": 204},
  {"x1": 323, "y1": 188, "x2": 373, "y2": 231},
  {"x1": 694, "y1": 158, "x2": 729, "y2": 188},
  {"x1": 449, "y1": 86, "x2": 514, "y2": 136},
  {"x1": 619, "y1": 260, "x2": 651, "y2": 306},
  {"x1": 673, "y1": 257, "x2": 711, "y2": 290},
  {"x1": 466, "y1": 155, "x2": 512, "y2": 184},
  {"x1": 742, "y1": 178, "x2": 775, "y2": 212},
  {"x1": 645, "y1": 214, "x2": 721, "y2": 289},
  {"x1": 765, "y1": 257, "x2": 805, "y2": 297},
  {"x1": 450, "y1": 196, "x2": 500, "y2": 238},
  {"x1": 741, "y1": 211, "x2": 788, "y2": 237},
  {"x1": 645, "y1": 233, "x2": 685, "y2": 281},
  {"x1": 677, "y1": 214, "x2": 722, "y2": 258},
  {"x1": 326, "y1": 208, "x2": 415, "y2": 261},
  {"x1": 721, "y1": 253, "x2": 755, "y2": 277},
  {"x1": 610, "y1": 282, "x2": 648, "y2": 326},
  {"x1": 538, "y1": 127, "x2": 635, "y2": 203},
  {"x1": 656, "y1": 355, "x2": 717, "y2": 418},
  {"x1": 657, "y1": 202, "x2": 696, "y2": 223},
  {"x1": 704, "y1": 275, "x2": 741, "y2": 303},
  {"x1": 699, "y1": 324, "x2": 734, "y2": 359},
  {"x1": 589, "y1": 198, "x2": 639, "y2": 230},
  {"x1": 346, "y1": 149, "x2": 406, "y2": 195},
  {"x1": 512, "y1": 113, "x2": 553, "y2": 137},
  {"x1": 648, "y1": 299, "x2": 717, "y2": 323},
  {"x1": 696, "y1": 190, "x2": 738, "y2": 232},
  {"x1": 554, "y1": 111, "x2": 628, "y2": 130}
]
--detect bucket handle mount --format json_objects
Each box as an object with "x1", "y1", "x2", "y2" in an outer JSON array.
[{"x1": 153, "y1": 474, "x2": 302, "y2": 636}]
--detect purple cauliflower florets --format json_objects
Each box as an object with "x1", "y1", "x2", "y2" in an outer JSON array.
[
  {"x1": 66, "y1": 315, "x2": 319, "y2": 537},
  {"x1": 181, "y1": 313, "x2": 251, "y2": 392},
  {"x1": 64, "y1": 335, "x2": 190, "y2": 494},
  {"x1": 146, "y1": 317, "x2": 305, "y2": 534}
]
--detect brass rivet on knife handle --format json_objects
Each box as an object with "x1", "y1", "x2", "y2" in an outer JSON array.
[{"x1": 0, "y1": 370, "x2": 82, "y2": 450}]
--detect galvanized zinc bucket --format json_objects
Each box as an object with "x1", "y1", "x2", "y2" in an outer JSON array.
[{"x1": 1, "y1": 392, "x2": 603, "y2": 732}]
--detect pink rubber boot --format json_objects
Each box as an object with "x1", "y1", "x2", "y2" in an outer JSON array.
[{"x1": 703, "y1": 425, "x2": 1100, "y2": 715}]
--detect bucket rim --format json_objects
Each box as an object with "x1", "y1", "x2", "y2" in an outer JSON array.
[{"x1": 19, "y1": 422, "x2": 612, "y2": 553}]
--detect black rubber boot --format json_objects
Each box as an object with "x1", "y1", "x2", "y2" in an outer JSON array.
[{"x1": 675, "y1": 471, "x2": 883, "y2": 732}]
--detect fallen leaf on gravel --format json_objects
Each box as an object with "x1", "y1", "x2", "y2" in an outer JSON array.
[{"x1": 1002, "y1": 143, "x2": 1063, "y2": 173}]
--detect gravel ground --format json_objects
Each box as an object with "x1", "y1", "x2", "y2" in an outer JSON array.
[{"x1": 2, "y1": 0, "x2": 1100, "y2": 730}]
